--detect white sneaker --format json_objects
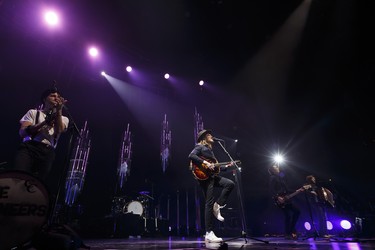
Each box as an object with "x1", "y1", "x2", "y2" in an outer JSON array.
[
  {"x1": 213, "y1": 202, "x2": 226, "y2": 222},
  {"x1": 205, "y1": 231, "x2": 223, "y2": 243}
]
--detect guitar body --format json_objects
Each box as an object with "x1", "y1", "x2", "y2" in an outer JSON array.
[
  {"x1": 274, "y1": 193, "x2": 291, "y2": 208},
  {"x1": 190, "y1": 158, "x2": 241, "y2": 181},
  {"x1": 191, "y1": 159, "x2": 220, "y2": 181}
]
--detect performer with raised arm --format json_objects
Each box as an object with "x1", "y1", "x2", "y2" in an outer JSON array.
[{"x1": 188, "y1": 129, "x2": 235, "y2": 243}]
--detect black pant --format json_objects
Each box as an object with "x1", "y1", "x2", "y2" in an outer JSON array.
[
  {"x1": 199, "y1": 175, "x2": 235, "y2": 232},
  {"x1": 14, "y1": 140, "x2": 55, "y2": 181},
  {"x1": 281, "y1": 202, "x2": 300, "y2": 236}
]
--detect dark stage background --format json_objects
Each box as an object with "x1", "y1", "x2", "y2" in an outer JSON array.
[{"x1": 1, "y1": 0, "x2": 374, "y2": 237}]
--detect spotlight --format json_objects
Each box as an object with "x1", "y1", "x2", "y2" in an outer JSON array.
[
  {"x1": 44, "y1": 11, "x2": 59, "y2": 26},
  {"x1": 199, "y1": 80, "x2": 204, "y2": 86},
  {"x1": 234, "y1": 139, "x2": 238, "y2": 142},
  {"x1": 126, "y1": 66, "x2": 132, "y2": 72},
  {"x1": 101, "y1": 71, "x2": 106, "y2": 76},
  {"x1": 273, "y1": 154, "x2": 284, "y2": 164},
  {"x1": 327, "y1": 221, "x2": 333, "y2": 230},
  {"x1": 164, "y1": 73, "x2": 170, "y2": 79},
  {"x1": 340, "y1": 220, "x2": 352, "y2": 230},
  {"x1": 304, "y1": 222, "x2": 312, "y2": 231},
  {"x1": 88, "y1": 47, "x2": 99, "y2": 57}
]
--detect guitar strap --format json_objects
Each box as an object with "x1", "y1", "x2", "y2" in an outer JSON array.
[{"x1": 30, "y1": 110, "x2": 40, "y2": 140}]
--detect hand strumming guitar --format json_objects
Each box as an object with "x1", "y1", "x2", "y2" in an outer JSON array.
[{"x1": 203, "y1": 160, "x2": 216, "y2": 171}]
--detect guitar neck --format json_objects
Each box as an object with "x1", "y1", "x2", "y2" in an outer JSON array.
[
  {"x1": 286, "y1": 190, "x2": 301, "y2": 200},
  {"x1": 286, "y1": 185, "x2": 310, "y2": 199},
  {"x1": 213, "y1": 160, "x2": 240, "y2": 167}
]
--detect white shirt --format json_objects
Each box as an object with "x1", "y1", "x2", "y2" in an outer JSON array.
[{"x1": 21, "y1": 109, "x2": 69, "y2": 148}]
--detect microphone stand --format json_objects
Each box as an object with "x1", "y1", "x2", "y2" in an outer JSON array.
[
  {"x1": 215, "y1": 140, "x2": 269, "y2": 245},
  {"x1": 49, "y1": 106, "x2": 81, "y2": 225}
]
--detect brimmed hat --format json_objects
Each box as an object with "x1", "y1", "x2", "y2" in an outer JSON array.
[{"x1": 196, "y1": 129, "x2": 212, "y2": 142}]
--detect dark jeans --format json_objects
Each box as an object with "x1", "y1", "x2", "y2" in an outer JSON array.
[
  {"x1": 14, "y1": 140, "x2": 55, "y2": 181},
  {"x1": 199, "y1": 175, "x2": 235, "y2": 232},
  {"x1": 282, "y1": 202, "x2": 300, "y2": 235},
  {"x1": 310, "y1": 203, "x2": 328, "y2": 236}
]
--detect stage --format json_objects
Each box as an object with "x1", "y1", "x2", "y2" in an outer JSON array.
[{"x1": 79, "y1": 236, "x2": 375, "y2": 250}]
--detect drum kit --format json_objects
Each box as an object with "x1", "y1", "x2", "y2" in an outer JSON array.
[{"x1": 112, "y1": 190, "x2": 153, "y2": 218}]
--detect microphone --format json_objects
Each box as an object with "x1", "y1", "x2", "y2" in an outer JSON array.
[{"x1": 213, "y1": 137, "x2": 225, "y2": 142}]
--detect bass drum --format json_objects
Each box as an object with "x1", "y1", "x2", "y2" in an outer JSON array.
[
  {"x1": 123, "y1": 200, "x2": 144, "y2": 216},
  {"x1": 0, "y1": 170, "x2": 50, "y2": 250}
]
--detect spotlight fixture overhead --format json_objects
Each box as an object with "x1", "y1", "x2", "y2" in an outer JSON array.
[
  {"x1": 44, "y1": 11, "x2": 59, "y2": 26},
  {"x1": 273, "y1": 154, "x2": 284, "y2": 164},
  {"x1": 164, "y1": 73, "x2": 170, "y2": 79},
  {"x1": 199, "y1": 80, "x2": 204, "y2": 86},
  {"x1": 101, "y1": 71, "x2": 106, "y2": 76},
  {"x1": 126, "y1": 66, "x2": 132, "y2": 72},
  {"x1": 88, "y1": 47, "x2": 99, "y2": 57}
]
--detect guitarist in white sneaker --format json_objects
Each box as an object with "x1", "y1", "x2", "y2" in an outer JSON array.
[
  {"x1": 268, "y1": 164, "x2": 301, "y2": 240},
  {"x1": 189, "y1": 129, "x2": 235, "y2": 243}
]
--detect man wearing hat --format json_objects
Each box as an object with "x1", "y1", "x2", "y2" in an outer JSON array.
[
  {"x1": 188, "y1": 129, "x2": 235, "y2": 243},
  {"x1": 13, "y1": 87, "x2": 69, "y2": 181}
]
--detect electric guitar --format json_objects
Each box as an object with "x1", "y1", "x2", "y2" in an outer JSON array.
[
  {"x1": 274, "y1": 184, "x2": 311, "y2": 208},
  {"x1": 190, "y1": 158, "x2": 241, "y2": 180}
]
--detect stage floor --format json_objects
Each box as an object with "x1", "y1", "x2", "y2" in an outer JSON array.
[{"x1": 80, "y1": 236, "x2": 375, "y2": 250}]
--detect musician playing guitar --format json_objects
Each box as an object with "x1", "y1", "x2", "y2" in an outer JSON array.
[
  {"x1": 188, "y1": 129, "x2": 235, "y2": 243},
  {"x1": 268, "y1": 164, "x2": 301, "y2": 240}
]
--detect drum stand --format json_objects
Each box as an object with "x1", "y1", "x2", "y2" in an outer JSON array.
[{"x1": 215, "y1": 141, "x2": 269, "y2": 245}]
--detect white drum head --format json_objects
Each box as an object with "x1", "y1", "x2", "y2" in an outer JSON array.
[{"x1": 123, "y1": 201, "x2": 143, "y2": 216}]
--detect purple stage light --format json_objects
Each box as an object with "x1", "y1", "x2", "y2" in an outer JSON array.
[
  {"x1": 88, "y1": 47, "x2": 99, "y2": 57},
  {"x1": 340, "y1": 220, "x2": 352, "y2": 230},
  {"x1": 327, "y1": 221, "x2": 333, "y2": 230},
  {"x1": 304, "y1": 222, "x2": 312, "y2": 231},
  {"x1": 126, "y1": 66, "x2": 132, "y2": 72},
  {"x1": 164, "y1": 73, "x2": 170, "y2": 79},
  {"x1": 44, "y1": 11, "x2": 59, "y2": 26},
  {"x1": 199, "y1": 80, "x2": 204, "y2": 86}
]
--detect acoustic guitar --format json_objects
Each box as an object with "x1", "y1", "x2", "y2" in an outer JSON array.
[{"x1": 190, "y1": 158, "x2": 241, "y2": 180}]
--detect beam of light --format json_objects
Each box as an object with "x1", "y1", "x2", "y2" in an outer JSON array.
[
  {"x1": 44, "y1": 11, "x2": 59, "y2": 26},
  {"x1": 101, "y1": 71, "x2": 106, "y2": 76},
  {"x1": 102, "y1": 74, "x2": 192, "y2": 141},
  {"x1": 126, "y1": 66, "x2": 132, "y2": 72}
]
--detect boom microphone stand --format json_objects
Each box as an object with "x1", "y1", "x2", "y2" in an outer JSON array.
[{"x1": 215, "y1": 140, "x2": 269, "y2": 245}]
